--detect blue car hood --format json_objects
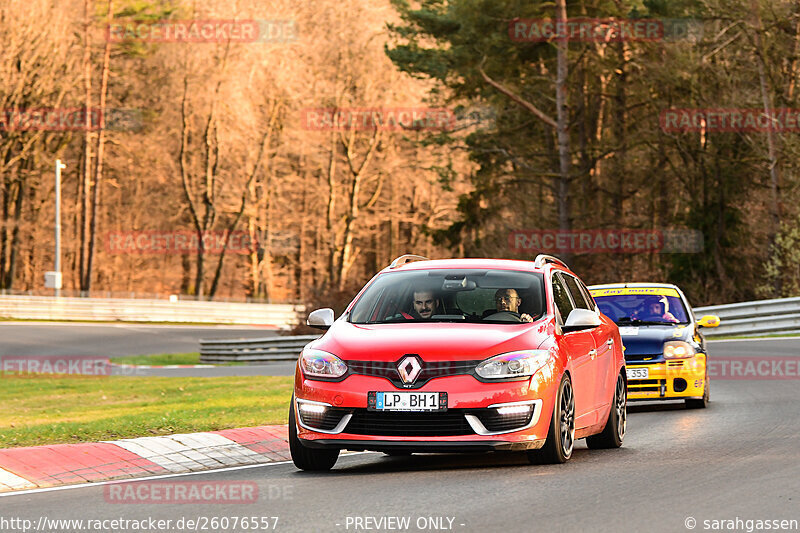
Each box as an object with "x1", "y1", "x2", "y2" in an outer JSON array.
[{"x1": 619, "y1": 324, "x2": 692, "y2": 359}]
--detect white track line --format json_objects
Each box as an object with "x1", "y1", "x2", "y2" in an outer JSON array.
[{"x1": 0, "y1": 452, "x2": 373, "y2": 498}]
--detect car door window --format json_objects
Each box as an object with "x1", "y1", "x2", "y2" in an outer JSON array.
[
  {"x1": 577, "y1": 280, "x2": 597, "y2": 311},
  {"x1": 563, "y1": 275, "x2": 591, "y2": 310},
  {"x1": 551, "y1": 274, "x2": 575, "y2": 323}
]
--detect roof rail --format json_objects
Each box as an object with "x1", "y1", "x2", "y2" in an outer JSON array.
[
  {"x1": 533, "y1": 254, "x2": 569, "y2": 269},
  {"x1": 389, "y1": 254, "x2": 430, "y2": 269}
]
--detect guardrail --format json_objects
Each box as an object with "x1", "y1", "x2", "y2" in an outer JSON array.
[
  {"x1": 199, "y1": 335, "x2": 320, "y2": 363},
  {"x1": 0, "y1": 295, "x2": 304, "y2": 328},
  {"x1": 195, "y1": 297, "x2": 800, "y2": 362},
  {"x1": 695, "y1": 297, "x2": 800, "y2": 337}
]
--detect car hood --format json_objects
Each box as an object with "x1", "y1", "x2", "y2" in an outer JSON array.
[
  {"x1": 309, "y1": 320, "x2": 551, "y2": 361},
  {"x1": 619, "y1": 324, "x2": 692, "y2": 357}
]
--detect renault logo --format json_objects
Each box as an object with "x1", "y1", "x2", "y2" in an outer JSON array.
[{"x1": 397, "y1": 355, "x2": 422, "y2": 385}]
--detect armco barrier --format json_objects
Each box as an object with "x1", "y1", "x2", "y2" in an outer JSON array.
[
  {"x1": 194, "y1": 297, "x2": 800, "y2": 363},
  {"x1": 0, "y1": 295, "x2": 303, "y2": 328},
  {"x1": 695, "y1": 297, "x2": 800, "y2": 337},
  {"x1": 199, "y1": 335, "x2": 320, "y2": 363}
]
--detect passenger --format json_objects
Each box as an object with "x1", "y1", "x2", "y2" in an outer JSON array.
[{"x1": 489, "y1": 288, "x2": 533, "y2": 323}]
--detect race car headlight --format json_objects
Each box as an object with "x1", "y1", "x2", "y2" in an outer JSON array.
[
  {"x1": 300, "y1": 348, "x2": 348, "y2": 378},
  {"x1": 663, "y1": 341, "x2": 696, "y2": 359},
  {"x1": 475, "y1": 350, "x2": 551, "y2": 379}
]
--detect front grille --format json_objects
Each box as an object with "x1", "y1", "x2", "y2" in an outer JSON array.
[
  {"x1": 471, "y1": 409, "x2": 533, "y2": 433},
  {"x1": 625, "y1": 354, "x2": 661, "y2": 363},
  {"x1": 298, "y1": 407, "x2": 352, "y2": 431},
  {"x1": 628, "y1": 379, "x2": 665, "y2": 392},
  {"x1": 344, "y1": 409, "x2": 474, "y2": 436},
  {"x1": 348, "y1": 359, "x2": 480, "y2": 389}
]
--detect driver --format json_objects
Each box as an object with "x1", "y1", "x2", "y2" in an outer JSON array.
[
  {"x1": 638, "y1": 296, "x2": 678, "y2": 323},
  {"x1": 409, "y1": 290, "x2": 441, "y2": 320},
  {"x1": 491, "y1": 288, "x2": 533, "y2": 323}
]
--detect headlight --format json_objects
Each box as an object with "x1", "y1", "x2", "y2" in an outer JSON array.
[
  {"x1": 300, "y1": 348, "x2": 347, "y2": 378},
  {"x1": 475, "y1": 350, "x2": 551, "y2": 379},
  {"x1": 663, "y1": 341, "x2": 696, "y2": 359}
]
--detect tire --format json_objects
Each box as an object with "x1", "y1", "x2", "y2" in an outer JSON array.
[
  {"x1": 685, "y1": 373, "x2": 709, "y2": 409},
  {"x1": 586, "y1": 372, "x2": 626, "y2": 449},
  {"x1": 527, "y1": 373, "x2": 575, "y2": 464},
  {"x1": 289, "y1": 396, "x2": 339, "y2": 471}
]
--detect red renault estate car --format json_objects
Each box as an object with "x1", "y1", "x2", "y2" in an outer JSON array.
[{"x1": 289, "y1": 255, "x2": 626, "y2": 470}]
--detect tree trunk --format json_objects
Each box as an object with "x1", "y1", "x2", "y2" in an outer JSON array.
[
  {"x1": 208, "y1": 116, "x2": 276, "y2": 299},
  {"x1": 85, "y1": 0, "x2": 113, "y2": 293},
  {"x1": 326, "y1": 130, "x2": 338, "y2": 288},
  {"x1": 0, "y1": 174, "x2": 9, "y2": 289},
  {"x1": 785, "y1": 4, "x2": 800, "y2": 101},
  {"x1": 612, "y1": 42, "x2": 629, "y2": 219},
  {"x1": 79, "y1": 0, "x2": 93, "y2": 293},
  {"x1": 247, "y1": 214, "x2": 259, "y2": 297},
  {"x1": 5, "y1": 167, "x2": 26, "y2": 289},
  {"x1": 337, "y1": 128, "x2": 380, "y2": 290},
  {"x1": 554, "y1": 0, "x2": 571, "y2": 236},
  {"x1": 750, "y1": 0, "x2": 782, "y2": 295},
  {"x1": 295, "y1": 153, "x2": 308, "y2": 301}
]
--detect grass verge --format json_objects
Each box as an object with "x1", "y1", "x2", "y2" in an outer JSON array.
[
  {"x1": 0, "y1": 374, "x2": 293, "y2": 448},
  {"x1": 112, "y1": 353, "x2": 205, "y2": 366},
  {"x1": 112, "y1": 353, "x2": 246, "y2": 366}
]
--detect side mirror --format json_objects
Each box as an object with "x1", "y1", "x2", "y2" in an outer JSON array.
[
  {"x1": 307, "y1": 308, "x2": 335, "y2": 330},
  {"x1": 563, "y1": 308, "x2": 601, "y2": 332},
  {"x1": 697, "y1": 315, "x2": 721, "y2": 328}
]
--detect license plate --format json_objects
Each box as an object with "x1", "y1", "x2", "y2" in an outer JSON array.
[
  {"x1": 368, "y1": 391, "x2": 447, "y2": 412},
  {"x1": 627, "y1": 367, "x2": 649, "y2": 380}
]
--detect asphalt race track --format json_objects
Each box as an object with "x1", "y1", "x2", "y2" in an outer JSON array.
[
  {"x1": 0, "y1": 322, "x2": 278, "y2": 357},
  {"x1": 2, "y1": 338, "x2": 799, "y2": 532},
  {"x1": 0, "y1": 322, "x2": 294, "y2": 376}
]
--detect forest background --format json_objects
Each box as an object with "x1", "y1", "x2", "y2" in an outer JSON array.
[{"x1": 2, "y1": 0, "x2": 799, "y2": 311}]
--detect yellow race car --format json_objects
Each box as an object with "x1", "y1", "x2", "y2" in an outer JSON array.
[{"x1": 587, "y1": 283, "x2": 720, "y2": 408}]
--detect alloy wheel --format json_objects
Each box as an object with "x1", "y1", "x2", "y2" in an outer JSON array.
[{"x1": 560, "y1": 380, "x2": 575, "y2": 457}]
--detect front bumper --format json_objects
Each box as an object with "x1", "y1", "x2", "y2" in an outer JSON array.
[
  {"x1": 294, "y1": 372, "x2": 556, "y2": 449},
  {"x1": 302, "y1": 439, "x2": 544, "y2": 453},
  {"x1": 626, "y1": 354, "x2": 707, "y2": 401}
]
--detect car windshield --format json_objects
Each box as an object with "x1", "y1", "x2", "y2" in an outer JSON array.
[
  {"x1": 348, "y1": 269, "x2": 546, "y2": 324},
  {"x1": 590, "y1": 288, "x2": 690, "y2": 325}
]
